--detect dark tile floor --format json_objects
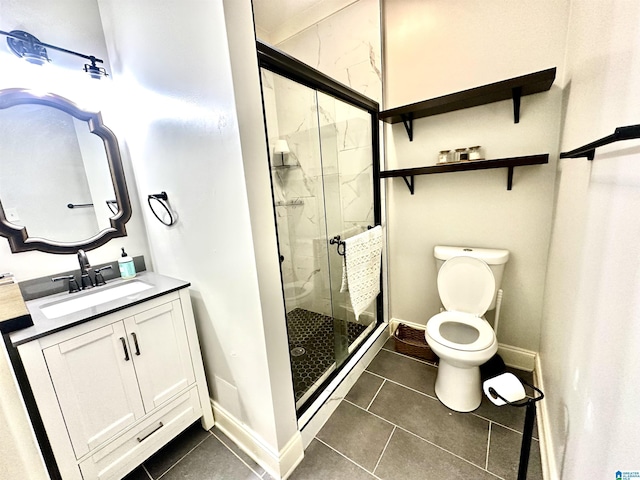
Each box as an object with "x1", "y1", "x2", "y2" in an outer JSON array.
[
  {"x1": 287, "y1": 308, "x2": 367, "y2": 402},
  {"x1": 124, "y1": 338, "x2": 542, "y2": 479}
]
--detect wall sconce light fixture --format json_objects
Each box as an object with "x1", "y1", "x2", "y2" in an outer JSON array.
[
  {"x1": 273, "y1": 139, "x2": 290, "y2": 166},
  {"x1": 0, "y1": 29, "x2": 109, "y2": 79}
]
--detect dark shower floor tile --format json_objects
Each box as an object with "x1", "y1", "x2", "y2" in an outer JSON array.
[{"x1": 287, "y1": 307, "x2": 368, "y2": 402}]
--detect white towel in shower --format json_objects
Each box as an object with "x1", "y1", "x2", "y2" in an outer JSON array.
[{"x1": 340, "y1": 226, "x2": 383, "y2": 321}]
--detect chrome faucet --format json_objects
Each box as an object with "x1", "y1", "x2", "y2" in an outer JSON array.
[{"x1": 77, "y1": 249, "x2": 94, "y2": 290}]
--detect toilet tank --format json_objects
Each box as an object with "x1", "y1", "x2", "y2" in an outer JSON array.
[{"x1": 434, "y1": 246, "x2": 510, "y2": 310}]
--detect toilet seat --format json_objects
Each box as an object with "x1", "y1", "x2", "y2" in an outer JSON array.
[
  {"x1": 427, "y1": 311, "x2": 495, "y2": 352},
  {"x1": 428, "y1": 256, "x2": 497, "y2": 352}
]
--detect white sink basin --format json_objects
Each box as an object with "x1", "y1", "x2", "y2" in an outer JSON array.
[{"x1": 41, "y1": 280, "x2": 153, "y2": 319}]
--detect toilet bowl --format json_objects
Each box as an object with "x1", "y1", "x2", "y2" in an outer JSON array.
[
  {"x1": 283, "y1": 281, "x2": 313, "y2": 305},
  {"x1": 425, "y1": 247, "x2": 509, "y2": 412}
]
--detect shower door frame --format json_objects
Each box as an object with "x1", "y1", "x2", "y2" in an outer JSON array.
[{"x1": 257, "y1": 40, "x2": 383, "y2": 416}]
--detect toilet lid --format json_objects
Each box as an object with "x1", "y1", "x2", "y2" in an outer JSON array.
[
  {"x1": 437, "y1": 256, "x2": 496, "y2": 316},
  {"x1": 426, "y1": 311, "x2": 495, "y2": 351}
]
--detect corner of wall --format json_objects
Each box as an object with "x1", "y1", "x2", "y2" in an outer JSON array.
[{"x1": 212, "y1": 400, "x2": 304, "y2": 479}]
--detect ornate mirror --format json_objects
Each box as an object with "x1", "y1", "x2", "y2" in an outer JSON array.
[{"x1": 0, "y1": 88, "x2": 131, "y2": 253}]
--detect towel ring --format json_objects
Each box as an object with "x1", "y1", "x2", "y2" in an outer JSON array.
[{"x1": 147, "y1": 192, "x2": 176, "y2": 226}]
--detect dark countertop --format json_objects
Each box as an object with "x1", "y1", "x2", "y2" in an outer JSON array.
[{"x1": 9, "y1": 271, "x2": 190, "y2": 347}]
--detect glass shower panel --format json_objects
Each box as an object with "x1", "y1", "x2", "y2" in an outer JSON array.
[
  {"x1": 262, "y1": 67, "x2": 378, "y2": 410},
  {"x1": 316, "y1": 92, "x2": 376, "y2": 368}
]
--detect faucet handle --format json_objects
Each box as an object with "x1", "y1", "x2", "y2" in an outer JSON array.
[
  {"x1": 52, "y1": 275, "x2": 80, "y2": 294},
  {"x1": 80, "y1": 272, "x2": 95, "y2": 290},
  {"x1": 94, "y1": 265, "x2": 113, "y2": 286}
]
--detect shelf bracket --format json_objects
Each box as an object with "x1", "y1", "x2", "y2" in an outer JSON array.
[
  {"x1": 586, "y1": 149, "x2": 595, "y2": 161},
  {"x1": 512, "y1": 87, "x2": 522, "y2": 124},
  {"x1": 402, "y1": 175, "x2": 415, "y2": 195},
  {"x1": 401, "y1": 114, "x2": 414, "y2": 141},
  {"x1": 507, "y1": 166, "x2": 514, "y2": 190}
]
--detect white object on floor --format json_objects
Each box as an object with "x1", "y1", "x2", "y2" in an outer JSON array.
[
  {"x1": 483, "y1": 372, "x2": 526, "y2": 406},
  {"x1": 341, "y1": 226, "x2": 382, "y2": 320}
]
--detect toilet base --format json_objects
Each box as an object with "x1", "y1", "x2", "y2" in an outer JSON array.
[{"x1": 434, "y1": 360, "x2": 482, "y2": 412}]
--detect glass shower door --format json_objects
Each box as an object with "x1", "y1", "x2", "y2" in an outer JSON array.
[
  {"x1": 261, "y1": 68, "x2": 378, "y2": 410},
  {"x1": 316, "y1": 91, "x2": 377, "y2": 368}
]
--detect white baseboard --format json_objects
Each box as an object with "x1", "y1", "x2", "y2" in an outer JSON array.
[
  {"x1": 211, "y1": 400, "x2": 304, "y2": 480},
  {"x1": 389, "y1": 317, "x2": 537, "y2": 371},
  {"x1": 497, "y1": 344, "x2": 537, "y2": 372},
  {"x1": 534, "y1": 355, "x2": 560, "y2": 480}
]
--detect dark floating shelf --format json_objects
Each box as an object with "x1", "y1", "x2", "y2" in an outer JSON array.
[
  {"x1": 560, "y1": 124, "x2": 640, "y2": 160},
  {"x1": 379, "y1": 67, "x2": 557, "y2": 141},
  {"x1": 380, "y1": 154, "x2": 549, "y2": 194}
]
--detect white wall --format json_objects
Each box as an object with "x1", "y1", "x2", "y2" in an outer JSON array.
[
  {"x1": 540, "y1": 0, "x2": 640, "y2": 477},
  {"x1": 383, "y1": 0, "x2": 570, "y2": 353},
  {"x1": 222, "y1": 0, "x2": 301, "y2": 454},
  {"x1": 97, "y1": 0, "x2": 299, "y2": 473},
  {"x1": 0, "y1": 0, "x2": 151, "y2": 280}
]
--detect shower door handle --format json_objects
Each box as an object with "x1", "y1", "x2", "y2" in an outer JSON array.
[{"x1": 280, "y1": 255, "x2": 284, "y2": 263}]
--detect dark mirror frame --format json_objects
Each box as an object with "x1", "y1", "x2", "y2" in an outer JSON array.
[{"x1": 0, "y1": 88, "x2": 132, "y2": 254}]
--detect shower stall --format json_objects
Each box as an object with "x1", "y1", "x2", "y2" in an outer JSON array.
[{"x1": 258, "y1": 43, "x2": 382, "y2": 412}]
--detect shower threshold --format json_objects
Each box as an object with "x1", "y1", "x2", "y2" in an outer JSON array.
[{"x1": 286, "y1": 307, "x2": 375, "y2": 410}]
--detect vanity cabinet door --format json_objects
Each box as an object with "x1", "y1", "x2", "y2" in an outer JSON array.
[
  {"x1": 43, "y1": 322, "x2": 145, "y2": 459},
  {"x1": 125, "y1": 299, "x2": 196, "y2": 412}
]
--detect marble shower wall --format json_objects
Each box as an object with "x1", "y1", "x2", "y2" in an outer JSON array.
[
  {"x1": 277, "y1": 0, "x2": 382, "y2": 104},
  {"x1": 260, "y1": 0, "x2": 380, "y2": 319},
  {"x1": 261, "y1": 69, "x2": 375, "y2": 320}
]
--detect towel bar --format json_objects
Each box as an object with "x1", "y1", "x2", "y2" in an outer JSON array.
[{"x1": 330, "y1": 226, "x2": 376, "y2": 256}]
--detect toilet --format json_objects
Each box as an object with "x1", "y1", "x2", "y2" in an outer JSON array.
[{"x1": 425, "y1": 246, "x2": 509, "y2": 412}]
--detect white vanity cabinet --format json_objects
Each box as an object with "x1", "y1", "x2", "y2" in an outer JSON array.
[{"x1": 16, "y1": 285, "x2": 214, "y2": 480}]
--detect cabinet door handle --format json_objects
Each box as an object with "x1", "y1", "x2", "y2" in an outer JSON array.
[
  {"x1": 131, "y1": 332, "x2": 141, "y2": 356},
  {"x1": 136, "y1": 422, "x2": 164, "y2": 442},
  {"x1": 120, "y1": 337, "x2": 130, "y2": 361}
]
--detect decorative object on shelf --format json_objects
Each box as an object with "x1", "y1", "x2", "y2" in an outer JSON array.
[
  {"x1": 468, "y1": 146, "x2": 483, "y2": 161},
  {"x1": 379, "y1": 67, "x2": 556, "y2": 141},
  {"x1": 273, "y1": 139, "x2": 290, "y2": 166},
  {"x1": 454, "y1": 148, "x2": 469, "y2": 162},
  {"x1": 437, "y1": 150, "x2": 452, "y2": 164},
  {"x1": 0, "y1": 29, "x2": 109, "y2": 78},
  {"x1": 381, "y1": 154, "x2": 549, "y2": 194},
  {"x1": 560, "y1": 124, "x2": 640, "y2": 160},
  {"x1": 438, "y1": 146, "x2": 485, "y2": 164},
  {"x1": 147, "y1": 192, "x2": 176, "y2": 226}
]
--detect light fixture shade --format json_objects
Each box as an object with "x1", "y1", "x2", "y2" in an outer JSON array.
[
  {"x1": 1, "y1": 29, "x2": 108, "y2": 78},
  {"x1": 274, "y1": 139, "x2": 290, "y2": 154},
  {"x1": 6, "y1": 30, "x2": 49, "y2": 65}
]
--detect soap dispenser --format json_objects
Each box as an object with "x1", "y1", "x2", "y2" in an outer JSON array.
[{"x1": 118, "y1": 248, "x2": 136, "y2": 279}]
